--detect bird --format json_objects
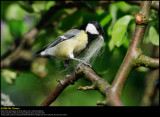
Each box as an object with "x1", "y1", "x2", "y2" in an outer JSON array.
[{"x1": 35, "y1": 21, "x2": 104, "y2": 73}]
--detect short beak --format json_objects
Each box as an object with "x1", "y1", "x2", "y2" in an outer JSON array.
[{"x1": 99, "y1": 35, "x2": 104, "y2": 41}]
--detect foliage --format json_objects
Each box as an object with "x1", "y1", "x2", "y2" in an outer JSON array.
[{"x1": 1, "y1": 1, "x2": 159, "y2": 106}]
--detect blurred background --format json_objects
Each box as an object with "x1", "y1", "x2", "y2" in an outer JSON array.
[{"x1": 1, "y1": 1, "x2": 159, "y2": 106}]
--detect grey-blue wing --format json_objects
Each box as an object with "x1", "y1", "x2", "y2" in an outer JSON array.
[{"x1": 44, "y1": 29, "x2": 81, "y2": 49}]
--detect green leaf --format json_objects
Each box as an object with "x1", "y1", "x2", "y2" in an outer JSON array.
[
  {"x1": 1, "y1": 22, "x2": 14, "y2": 56},
  {"x1": 1, "y1": 1, "x2": 14, "y2": 20},
  {"x1": 149, "y1": 26, "x2": 159, "y2": 46},
  {"x1": 143, "y1": 24, "x2": 150, "y2": 44},
  {"x1": 45, "y1": 1, "x2": 55, "y2": 10},
  {"x1": 6, "y1": 3, "x2": 26, "y2": 20},
  {"x1": 122, "y1": 34, "x2": 129, "y2": 48},
  {"x1": 8, "y1": 20, "x2": 25, "y2": 37},
  {"x1": 100, "y1": 14, "x2": 112, "y2": 27},
  {"x1": 107, "y1": 26, "x2": 112, "y2": 36},
  {"x1": 109, "y1": 3, "x2": 118, "y2": 25},
  {"x1": 2, "y1": 69, "x2": 17, "y2": 84},
  {"x1": 108, "y1": 39, "x2": 115, "y2": 51},
  {"x1": 18, "y1": 1, "x2": 34, "y2": 13},
  {"x1": 116, "y1": 1, "x2": 131, "y2": 13},
  {"x1": 111, "y1": 15, "x2": 133, "y2": 47},
  {"x1": 96, "y1": 9, "x2": 104, "y2": 15},
  {"x1": 32, "y1": 1, "x2": 46, "y2": 13}
]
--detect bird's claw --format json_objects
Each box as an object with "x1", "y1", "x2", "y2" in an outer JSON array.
[
  {"x1": 86, "y1": 63, "x2": 92, "y2": 68},
  {"x1": 83, "y1": 62, "x2": 92, "y2": 68}
]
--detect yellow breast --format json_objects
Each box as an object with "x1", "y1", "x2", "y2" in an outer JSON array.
[
  {"x1": 53, "y1": 31, "x2": 88, "y2": 60},
  {"x1": 73, "y1": 31, "x2": 88, "y2": 55}
]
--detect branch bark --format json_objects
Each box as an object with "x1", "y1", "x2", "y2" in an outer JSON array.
[{"x1": 136, "y1": 54, "x2": 159, "y2": 69}]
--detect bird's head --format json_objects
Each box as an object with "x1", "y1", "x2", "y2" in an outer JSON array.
[{"x1": 85, "y1": 21, "x2": 104, "y2": 41}]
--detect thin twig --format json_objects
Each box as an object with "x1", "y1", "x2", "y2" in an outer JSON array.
[
  {"x1": 41, "y1": 71, "x2": 78, "y2": 106},
  {"x1": 136, "y1": 54, "x2": 159, "y2": 69}
]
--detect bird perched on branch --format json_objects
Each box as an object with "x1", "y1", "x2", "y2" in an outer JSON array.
[{"x1": 35, "y1": 21, "x2": 104, "y2": 73}]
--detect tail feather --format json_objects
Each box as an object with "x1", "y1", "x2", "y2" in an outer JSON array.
[
  {"x1": 34, "y1": 48, "x2": 51, "y2": 58},
  {"x1": 34, "y1": 49, "x2": 44, "y2": 57}
]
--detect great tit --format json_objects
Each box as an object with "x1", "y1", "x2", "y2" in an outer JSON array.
[{"x1": 35, "y1": 21, "x2": 104, "y2": 73}]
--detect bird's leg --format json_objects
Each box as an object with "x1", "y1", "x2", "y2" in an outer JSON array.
[
  {"x1": 69, "y1": 53, "x2": 92, "y2": 68},
  {"x1": 63, "y1": 60, "x2": 74, "y2": 84},
  {"x1": 64, "y1": 60, "x2": 71, "y2": 74}
]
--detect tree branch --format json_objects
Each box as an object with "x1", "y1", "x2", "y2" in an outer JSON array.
[
  {"x1": 41, "y1": 64, "x2": 111, "y2": 106},
  {"x1": 77, "y1": 64, "x2": 110, "y2": 94},
  {"x1": 141, "y1": 46, "x2": 159, "y2": 106},
  {"x1": 136, "y1": 54, "x2": 159, "y2": 69},
  {"x1": 41, "y1": 71, "x2": 78, "y2": 106},
  {"x1": 107, "y1": 1, "x2": 152, "y2": 105}
]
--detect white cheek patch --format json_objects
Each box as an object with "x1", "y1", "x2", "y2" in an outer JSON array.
[{"x1": 86, "y1": 23, "x2": 99, "y2": 34}]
